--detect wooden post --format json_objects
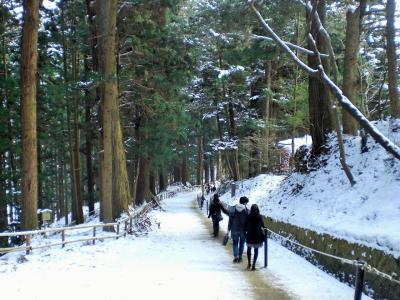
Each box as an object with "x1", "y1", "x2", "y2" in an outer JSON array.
[
  {"x1": 354, "y1": 261, "x2": 365, "y2": 300},
  {"x1": 92, "y1": 227, "x2": 96, "y2": 245},
  {"x1": 231, "y1": 182, "x2": 236, "y2": 197},
  {"x1": 129, "y1": 217, "x2": 133, "y2": 234},
  {"x1": 124, "y1": 220, "x2": 128, "y2": 236},
  {"x1": 62, "y1": 230, "x2": 65, "y2": 248},
  {"x1": 116, "y1": 223, "x2": 120, "y2": 239},
  {"x1": 264, "y1": 229, "x2": 268, "y2": 268},
  {"x1": 25, "y1": 235, "x2": 31, "y2": 255}
]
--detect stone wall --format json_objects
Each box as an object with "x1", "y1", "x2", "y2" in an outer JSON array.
[{"x1": 264, "y1": 217, "x2": 400, "y2": 299}]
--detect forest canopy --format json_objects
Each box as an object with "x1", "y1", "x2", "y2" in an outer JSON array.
[{"x1": 0, "y1": 0, "x2": 399, "y2": 239}]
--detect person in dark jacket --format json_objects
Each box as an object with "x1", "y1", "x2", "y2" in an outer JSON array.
[
  {"x1": 228, "y1": 196, "x2": 249, "y2": 263},
  {"x1": 208, "y1": 194, "x2": 227, "y2": 237},
  {"x1": 245, "y1": 204, "x2": 266, "y2": 270}
]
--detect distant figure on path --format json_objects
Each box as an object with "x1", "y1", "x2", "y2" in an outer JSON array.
[
  {"x1": 245, "y1": 204, "x2": 266, "y2": 270},
  {"x1": 208, "y1": 194, "x2": 227, "y2": 237},
  {"x1": 228, "y1": 196, "x2": 249, "y2": 263},
  {"x1": 211, "y1": 185, "x2": 216, "y2": 192}
]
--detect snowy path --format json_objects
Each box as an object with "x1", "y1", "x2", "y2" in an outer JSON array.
[
  {"x1": 1, "y1": 190, "x2": 373, "y2": 300},
  {"x1": 0, "y1": 190, "x2": 289, "y2": 300}
]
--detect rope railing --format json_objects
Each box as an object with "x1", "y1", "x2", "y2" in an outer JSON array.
[
  {"x1": 265, "y1": 227, "x2": 400, "y2": 285},
  {"x1": 0, "y1": 189, "x2": 181, "y2": 256},
  {"x1": 195, "y1": 193, "x2": 399, "y2": 300},
  {"x1": 264, "y1": 227, "x2": 400, "y2": 300}
]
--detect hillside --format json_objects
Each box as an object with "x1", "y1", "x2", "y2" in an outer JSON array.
[{"x1": 220, "y1": 119, "x2": 400, "y2": 258}]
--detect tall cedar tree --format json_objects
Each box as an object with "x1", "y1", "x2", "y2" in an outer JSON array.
[
  {"x1": 386, "y1": 0, "x2": 400, "y2": 118},
  {"x1": 96, "y1": 0, "x2": 130, "y2": 222},
  {"x1": 20, "y1": 0, "x2": 40, "y2": 230}
]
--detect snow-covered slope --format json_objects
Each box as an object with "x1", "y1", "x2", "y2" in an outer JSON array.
[{"x1": 220, "y1": 119, "x2": 400, "y2": 258}]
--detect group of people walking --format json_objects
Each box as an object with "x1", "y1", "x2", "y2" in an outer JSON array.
[{"x1": 208, "y1": 194, "x2": 266, "y2": 271}]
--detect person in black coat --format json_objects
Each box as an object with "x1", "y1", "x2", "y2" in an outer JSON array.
[
  {"x1": 245, "y1": 204, "x2": 266, "y2": 270},
  {"x1": 208, "y1": 194, "x2": 227, "y2": 237}
]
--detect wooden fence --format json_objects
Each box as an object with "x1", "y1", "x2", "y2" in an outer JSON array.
[{"x1": 0, "y1": 188, "x2": 190, "y2": 256}]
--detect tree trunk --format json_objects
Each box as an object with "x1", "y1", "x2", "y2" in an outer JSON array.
[
  {"x1": 342, "y1": 1, "x2": 366, "y2": 134},
  {"x1": 173, "y1": 165, "x2": 181, "y2": 183},
  {"x1": 196, "y1": 137, "x2": 204, "y2": 185},
  {"x1": 62, "y1": 152, "x2": 69, "y2": 225},
  {"x1": 20, "y1": 0, "x2": 40, "y2": 230},
  {"x1": 250, "y1": 1, "x2": 400, "y2": 161},
  {"x1": 57, "y1": 150, "x2": 65, "y2": 220},
  {"x1": 71, "y1": 16, "x2": 84, "y2": 224},
  {"x1": 3, "y1": 35, "x2": 17, "y2": 221},
  {"x1": 0, "y1": 156, "x2": 7, "y2": 247},
  {"x1": 135, "y1": 156, "x2": 151, "y2": 205},
  {"x1": 262, "y1": 60, "x2": 272, "y2": 171},
  {"x1": 85, "y1": 102, "x2": 95, "y2": 216},
  {"x1": 1, "y1": 30, "x2": 9, "y2": 237},
  {"x1": 210, "y1": 157, "x2": 215, "y2": 182},
  {"x1": 85, "y1": 0, "x2": 98, "y2": 216},
  {"x1": 112, "y1": 118, "x2": 130, "y2": 218},
  {"x1": 386, "y1": 0, "x2": 400, "y2": 118},
  {"x1": 307, "y1": 0, "x2": 332, "y2": 156},
  {"x1": 97, "y1": 0, "x2": 130, "y2": 221},
  {"x1": 159, "y1": 167, "x2": 166, "y2": 191},
  {"x1": 149, "y1": 168, "x2": 156, "y2": 196},
  {"x1": 37, "y1": 138, "x2": 43, "y2": 211},
  {"x1": 181, "y1": 156, "x2": 188, "y2": 184},
  {"x1": 84, "y1": 52, "x2": 95, "y2": 217},
  {"x1": 216, "y1": 152, "x2": 222, "y2": 180},
  {"x1": 61, "y1": 1, "x2": 76, "y2": 225},
  {"x1": 204, "y1": 158, "x2": 209, "y2": 184}
]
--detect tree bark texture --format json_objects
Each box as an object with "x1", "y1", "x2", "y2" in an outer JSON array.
[
  {"x1": 196, "y1": 137, "x2": 204, "y2": 185},
  {"x1": 96, "y1": 0, "x2": 130, "y2": 220},
  {"x1": 173, "y1": 165, "x2": 181, "y2": 183},
  {"x1": 210, "y1": 157, "x2": 215, "y2": 182},
  {"x1": 342, "y1": 1, "x2": 366, "y2": 135},
  {"x1": 20, "y1": 0, "x2": 40, "y2": 230},
  {"x1": 135, "y1": 156, "x2": 151, "y2": 205},
  {"x1": 111, "y1": 119, "x2": 130, "y2": 218},
  {"x1": 227, "y1": 99, "x2": 240, "y2": 181},
  {"x1": 71, "y1": 12, "x2": 84, "y2": 224},
  {"x1": 181, "y1": 157, "x2": 188, "y2": 184},
  {"x1": 204, "y1": 158, "x2": 209, "y2": 184},
  {"x1": 159, "y1": 168, "x2": 166, "y2": 191},
  {"x1": 386, "y1": 0, "x2": 400, "y2": 118},
  {"x1": 86, "y1": 0, "x2": 98, "y2": 216},
  {"x1": 0, "y1": 156, "x2": 7, "y2": 247},
  {"x1": 307, "y1": 0, "x2": 332, "y2": 156},
  {"x1": 262, "y1": 60, "x2": 272, "y2": 171},
  {"x1": 149, "y1": 168, "x2": 156, "y2": 196}
]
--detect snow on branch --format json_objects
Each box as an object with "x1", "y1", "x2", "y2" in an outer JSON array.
[
  {"x1": 251, "y1": 34, "x2": 329, "y2": 58},
  {"x1": 249, "y1": 1, "x2": 400, "y2": 160},
  {"x1": 250, "y1": 2, "x2": 319, "y2": 76},
  {"x1": 319, "y1": 67, "x2": 400, "y2": 160}
]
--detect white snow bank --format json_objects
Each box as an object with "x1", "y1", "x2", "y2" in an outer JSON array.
[
  {"x1": 278, "y1": 135, "x2": 312, "y2": 153},
  {"x1": 218, "y1": 119, "x2": 400, "y2": 258}
]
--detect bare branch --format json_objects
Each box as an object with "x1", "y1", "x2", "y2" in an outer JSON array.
[
  {"x1": 250, "y1": 2, "x2": 319, "y2": 76},
  {"x1": 250, "y1": 1, "x2": 400, "y2": 161},
  {"x1": 308, "y1": 34, "x2": 356, "y2": 185},
  {"x1": 251, "y1": 34, "x2": 329, "y2": 57}
]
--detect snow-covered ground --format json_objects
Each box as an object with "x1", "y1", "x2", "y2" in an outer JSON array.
[
  {"x1": 1, "y1": 190, "x2": 371, "y2": 300},
  {"x1": 219, "y1": 119, "x2": 400, "y2": 258}
]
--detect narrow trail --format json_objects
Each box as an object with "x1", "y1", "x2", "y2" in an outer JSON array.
[
  {"x1": 1, "y1": 190, "x2": 292, "y2": 300},
  {"x1": 193, "y1": 197, "x2": 293, "y2": 300}
]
